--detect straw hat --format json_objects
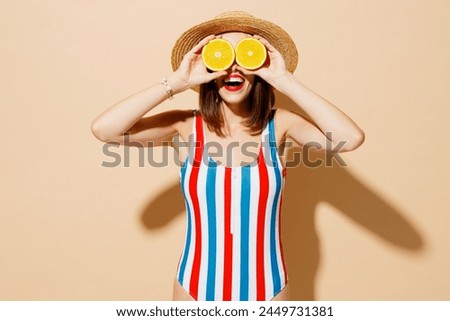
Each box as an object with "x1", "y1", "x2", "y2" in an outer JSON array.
[{"x1": 171, "y1": 11, "x2": 298, "y2": 89}]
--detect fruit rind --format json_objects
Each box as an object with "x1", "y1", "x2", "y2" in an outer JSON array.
[
  {"x1": 201, "y1": 39, "x2": 235, "y2": 71},
  {"x1": 235, "y1": 38, "x2": 267, "y2": 70}
]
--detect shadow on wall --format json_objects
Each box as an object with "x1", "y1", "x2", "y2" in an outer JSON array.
[{"x1": 139, "y1": 93, "x2": 425, "y2": 300}]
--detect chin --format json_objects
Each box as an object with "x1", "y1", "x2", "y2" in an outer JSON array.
[
  {"x1": 217, "y1": 73, "x2": 253, "y2": 106},
  {"x1": 219, "y1": 92, "x2": 251, "y2": 106}
]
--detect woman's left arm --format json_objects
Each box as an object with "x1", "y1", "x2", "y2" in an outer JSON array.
[
  {"x1": 275, "y1": 73, "x2": 365, "y2": 152},
  {"x1": 239, "y1": 36, "x2": 365, "y2": 152}
]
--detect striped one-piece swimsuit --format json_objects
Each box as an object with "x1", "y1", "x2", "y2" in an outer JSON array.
[{"x1": 176, "y1": 109, "x2": 287, "y2": 301}]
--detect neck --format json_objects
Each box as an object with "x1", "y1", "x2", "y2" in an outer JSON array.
[{"x1": 220, "y1": 100, "x2": 250, "y2": 135}]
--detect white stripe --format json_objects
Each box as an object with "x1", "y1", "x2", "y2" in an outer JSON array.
[
  {"x1": 261, "y1": 125, "x2": 270, "y2": 169},
  {"x1": 277, "y1": 178, "x2": 288, "y2": 286},
  {"x1": 247, "y1": 165, "x2": 259, "y2": 300},
  {"x1": 274, "y1": 190, "x2": 286, "y2": 288},
  {"x1": 214, "y1": 166, "x2": 225, "y2": 300},
  {"x1": 178, "y1": 113, "x2": 197, "y2": 288},
  {"x1": 196, "y1": 162, "x2": 209, "y2": 300},
  {"x1": 231, "y1": 167, "x2": 242, "y2": 300},
  {"x1": 180, "y1": 154, "x2": 195, "y2": 292}
]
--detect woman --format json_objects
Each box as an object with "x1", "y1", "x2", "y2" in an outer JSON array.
[{"x1": 91, "y1": 11, "x2": 365, "y2": 301}]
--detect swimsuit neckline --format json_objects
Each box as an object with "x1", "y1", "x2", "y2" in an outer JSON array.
[{"x1": 200, "y1": 116, "x2": 266, "y2": 169}]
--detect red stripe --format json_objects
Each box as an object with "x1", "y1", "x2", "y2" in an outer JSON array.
[
  {"x1": 188, "y1": 113, "x2": 204, "y2": 300},
  {"x1": 256, "y1": 149, "x2": 269, "y2": 300},
  {"x1": 223, "y1": 167, "x2": 233, "y2": 300}
]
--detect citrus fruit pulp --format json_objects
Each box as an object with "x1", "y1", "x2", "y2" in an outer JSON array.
[
  {"x1": 235, "y1": 38, "x2": 267, "y2": 70},
  {"x1": 201, "y1": 39, "x2": 235, "y2": 71}
]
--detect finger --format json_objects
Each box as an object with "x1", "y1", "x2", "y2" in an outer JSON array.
[
  {"x1": 179, "y1": 50, "x2": 198, "y2": 68},
  {"x1": 190, "y1": 35, "x2": 216, "y2": 54},
  {"x1": 253, "y1": 35, "x2": 278, "y2": 53},
  {"x1": 236, "y1": 66, "x2": 258, "y2": 76},
  {"x1": 206, "y1": 70, "x2": 228, "y2": 82}
]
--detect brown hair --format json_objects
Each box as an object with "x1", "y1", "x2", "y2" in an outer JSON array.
[{"x1": 199, "y1": 76, "x2": 275, "y2": 137}]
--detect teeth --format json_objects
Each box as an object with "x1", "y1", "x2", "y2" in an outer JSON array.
[{"x1": 225, "y1": 76, "x2": 244, "y2": 83}]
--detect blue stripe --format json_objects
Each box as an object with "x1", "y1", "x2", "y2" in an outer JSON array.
[
  {"x1": 178, "y1": 163, "x2": 191, "y2": 285},
  {"x1": 205, "y1": 161, "x2": 217, "y2": 300},
  {"x1": 239, "y1": 166, "x2": 251, "y2": 300},
  {"x1": 268, "y1": 116, "x2": 282, "y2": 295}
]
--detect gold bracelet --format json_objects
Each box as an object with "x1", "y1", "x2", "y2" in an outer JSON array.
[{"x1": 160, "y1": 78, "x2": 174, "y2": 100}]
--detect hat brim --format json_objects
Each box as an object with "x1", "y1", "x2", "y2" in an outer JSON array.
[{"x1": 171, "y1": 13, "x2": 298, "y2": 92}]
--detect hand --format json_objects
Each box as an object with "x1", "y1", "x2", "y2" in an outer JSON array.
[
  {"x1": 169, "y1": 35, "x2": 227, "y2": 93},
  {"x1": 236, "y1": 36, "x2": 293, "y2": 91}
]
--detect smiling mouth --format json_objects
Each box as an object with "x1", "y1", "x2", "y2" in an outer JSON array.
[{"x1": 223, "y1": 74, "x2": 245, "y2": 91}]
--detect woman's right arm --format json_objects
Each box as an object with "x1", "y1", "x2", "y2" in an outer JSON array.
[
  {"x1": 90, "y1": 82, "x2": 184, "y2": 145},
  {"x1": 91, "y1": 35, "x2": 226, "y2": 145}
]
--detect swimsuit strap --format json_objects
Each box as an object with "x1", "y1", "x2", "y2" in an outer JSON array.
[
  {"x1": 267, "y1": 109, "x2": 279, "y2": 167},
  {"x1": 193, "y1": 110, "x2": 204, "y2": 166}
]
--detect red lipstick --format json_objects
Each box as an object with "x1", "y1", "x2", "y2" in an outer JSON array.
[{"x1": 223, "y1": 74, "x2": 245, "y2": 92}]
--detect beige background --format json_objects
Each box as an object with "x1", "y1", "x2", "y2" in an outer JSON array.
[{"x1": 1, "y1": 0, "x2": 449, "y2": 300}]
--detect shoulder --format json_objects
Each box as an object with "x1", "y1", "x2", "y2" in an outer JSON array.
[
  {"x1": 272, "y1": 108, "x2": 309, "y2": 132},
  {"x1": 273, "y1": 107, "x2": 306, "y2": 121},
  {"x1": 271, "y1": 108, "x2": 317, "y2": 146}
]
